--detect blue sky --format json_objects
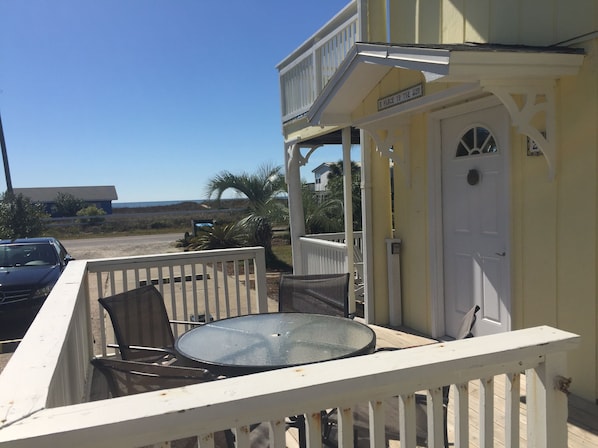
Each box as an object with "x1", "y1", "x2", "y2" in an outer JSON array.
[{"x1": 0, "y1": 0, "x2": 352, "y2": 202}]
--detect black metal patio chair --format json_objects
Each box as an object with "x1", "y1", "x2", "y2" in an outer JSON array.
[
  {"x1": 278, "y1": 272, "x2": 353, "y2": 447},
  {"x1": 99, "y1": 285, "x2": 203, "y2": 364},
  {"x1": 91, "y1": 357, "x2": 231, "y2": 448},
  {"x1": 278, "y1": 273, "x2": 352, "y2": 318}
]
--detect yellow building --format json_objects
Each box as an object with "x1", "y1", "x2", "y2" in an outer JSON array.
[{"x1": 279, "y1": 0, "x2": 598, "y2": 403}]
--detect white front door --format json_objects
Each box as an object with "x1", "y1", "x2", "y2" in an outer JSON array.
[{"x1": 441, "y1": 105, "x2": 510, "y2": 337}]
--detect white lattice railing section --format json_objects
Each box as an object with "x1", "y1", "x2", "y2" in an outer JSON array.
[
  {"x1": 278, "y1": 2, "x2": 358, "y2": 122},
  {"x1": 0, "y1": 324, "x2": 579, "y2": 448}
]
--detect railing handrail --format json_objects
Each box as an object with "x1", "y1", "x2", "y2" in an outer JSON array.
[
  {"x1": 85, "y1": 246, "x2": 266, "y2": 271},
  {"x1": 276, "y1": 1, "x2": 357, "y2": 71},
  {"x1": 300, "y1": 235, "x2": 347, "y2": 250},
  {"x1": 0, "y1": 326, "x2": 579, "y2": 447}
]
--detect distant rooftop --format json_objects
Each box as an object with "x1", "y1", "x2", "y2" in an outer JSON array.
[{"x1": 13, "y1": 186, "x2": 118, "y2": 202}]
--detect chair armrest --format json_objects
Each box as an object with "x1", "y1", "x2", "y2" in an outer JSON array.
[
  {"x1": 170, "y1": 314, "x2": 214, "y2": 326},
  {"x1": 107, "y1": 343, "x2": 176, "y2": 356},
  {"x1": 170, "y1": 319, "x2": 204, "y2": 326}
]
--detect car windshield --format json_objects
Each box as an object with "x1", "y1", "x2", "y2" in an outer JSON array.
[{"x1": 0, "y1": 243, "x2": 58, "y2": 267}]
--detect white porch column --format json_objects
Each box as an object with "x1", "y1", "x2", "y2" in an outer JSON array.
[
  {"x1": 342, "y1": 127, "x2": 355, "y2": 314},
  {"x1": 285, "y1": 142, "x2": 306, "y2": 274},
  {"x1": 360, "y1": 130, "x2": 375, "y2": 323}
]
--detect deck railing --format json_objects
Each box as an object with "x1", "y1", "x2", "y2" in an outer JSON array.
[
  {"x1": 299, "y1": 236, "x2": 349, "y2": 275},
  {"x1": 0, "y1": 248, "x2": 579, "y2": 448},
  {"x1": 277, "y1": 2, "x2": 358, "y2": 123},
  {"x1": 86, "y1": 247, "x2": 269, "y2": 354},
  {"x1": 0, "y1": 247, "x2": 268, "y2": 424},
  {"x1": 302, "y1": 232, "x2": 364, "y2": 289}
]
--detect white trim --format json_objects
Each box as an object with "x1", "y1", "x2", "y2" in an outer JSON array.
[{"x1": 427, "y1": 96, "x2": 504, "y2": 338}]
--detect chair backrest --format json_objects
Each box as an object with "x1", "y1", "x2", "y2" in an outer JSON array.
[
  {"x1": 91, "y1": 357, "x2": 218, "y2": 397},
  {"x1": 278, "y1": 273, "x2": 351, "y2": 318},
  {"x1": 99, "y1": 285, "x2": 175, "y2": 361},
  {"x1": 91, "y1": 358, "x2": 230, "y2": 448},
  {"x1": 455, "y1": 304, "x2": 481, "y2": 340}
]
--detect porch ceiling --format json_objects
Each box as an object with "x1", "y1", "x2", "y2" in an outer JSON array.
[{"x1": 307, "y1": 42, "x2": 585, "y2": 126}]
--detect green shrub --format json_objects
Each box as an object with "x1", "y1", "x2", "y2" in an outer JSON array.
[
  {"x1": 52, "y1": 193, "x2": 86, "y2": 217},
  {"x1": 0, "y1": 192, "x2": 48, "y2": 239},
  {"x1": 76, "y1": 206, "x2": 106, "y2": 226}
]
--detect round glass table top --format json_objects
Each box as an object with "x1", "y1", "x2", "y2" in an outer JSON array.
[{"x1": 175, "y1": 312, "x2": 376, "y2": 374}]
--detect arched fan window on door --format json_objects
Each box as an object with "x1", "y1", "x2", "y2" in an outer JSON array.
[{"x1": 456, "y1": 126, "x2": 498, "y2": 157}]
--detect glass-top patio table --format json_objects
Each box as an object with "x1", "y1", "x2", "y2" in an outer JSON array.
[{"x1": 175, "y1": 312, "x2": 376, "y2": 376}]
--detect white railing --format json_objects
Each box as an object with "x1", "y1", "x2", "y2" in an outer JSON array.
[
  {"x1": 85, "y1": 247, "x2": 269, "y2": 354},
  {"x1": 0, "y1": 322, "x2": 579, "y2": 448},
  {"x1": 0, "y1": 247, "x2": 269, "y2": 427},
  {"x1": 302, "y1": 232, "x2": 363, "y2": 283},
  {"x1": 277, "y1": 2, "x2": 358, "y2": 123},
  {"x1": 299, "y1": 236, "x2": 348, "y2": 275}
]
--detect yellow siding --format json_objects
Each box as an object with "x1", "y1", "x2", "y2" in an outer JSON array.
[
  {"x1": 392, "y1": 114, "x2": 430, "y2": 331},
  {"x1": 417, "y1": 0, "x2": 441, "y2": 43},
  {"x1": 363, "y1": 135, "x2": 394, "y2": 323},
  {"x1": 489, "y1": 0, "x2": 521, "y2": 43},
  {"x1": 368, "y1": 0, "x2": 388, "y2": 42},
  {"x1": 463, "y1": 0, "x2": 491, "y2": 43},
  {"x1": 553, "y1": 64, "x2": 597, "y2": 399},
  {"x1": 512, "y1": 131, "x2": 558, "y2": 331},
  {"x1": 441, "y1": 0, "x2": 465, "y2": 43},
  {"x1": 383, "y1": 0, "x2": 597, "y2": 45}
]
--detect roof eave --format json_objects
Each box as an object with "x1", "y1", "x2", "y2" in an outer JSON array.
[{"x1": 307, "y1": 43, "x2": 585, "y2": 126}]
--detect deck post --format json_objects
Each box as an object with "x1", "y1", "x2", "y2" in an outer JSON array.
[
  {"x1": 526, "y1": 352, "x2": 569, "y2": 447},
  {"x1": 253, "y1": 247, "x2": 268, "y2": 313},
  {"x1": 342, "y1": 127, "x2": 355, "y2": 314},
  {"x1": 285, "y1": 141, "x2": 306, "y2": 274}
]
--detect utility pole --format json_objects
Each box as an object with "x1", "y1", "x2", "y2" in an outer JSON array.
[{"x1": 0, "y1": 112, "x2": 13, "y2": 194}]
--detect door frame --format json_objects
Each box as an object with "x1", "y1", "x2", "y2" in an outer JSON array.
[{"x1": 427, "y1": 95, "x2": 511, "y2": 338}]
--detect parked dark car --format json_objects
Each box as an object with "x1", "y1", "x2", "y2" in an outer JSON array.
[{"x1": 0, "y1": 237, "x2": 73, "y2": 333}]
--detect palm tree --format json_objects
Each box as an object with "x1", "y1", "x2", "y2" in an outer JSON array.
[
  {"x1": 324, "y1": 160, "x2": 362, "y2": 230},
  {"x1": 205, "y1": 164, "x2": 287, "y2": 261},
  {"x1": 302, "y1": 184, "x2": 344, "y2": 234}
]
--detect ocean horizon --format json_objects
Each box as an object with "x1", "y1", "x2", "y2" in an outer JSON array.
[{"x1": 113, "y1": 199, "x2": 205, "y2": 208}]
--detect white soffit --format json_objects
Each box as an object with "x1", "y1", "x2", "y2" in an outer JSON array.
[{"x1": 307, "y1": 43, "x2": 584, "y2": 126}]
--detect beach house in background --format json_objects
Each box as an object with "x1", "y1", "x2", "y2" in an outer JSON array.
[
  {"x1": 312, "y1": 162, "x2": 334, "y2": 192},
  {"x1": 279, "y1": 0, "x2": 597, "y2": 404},
  {"x1": 13, "y1": 185, "x2": 118, "y2": 215}
]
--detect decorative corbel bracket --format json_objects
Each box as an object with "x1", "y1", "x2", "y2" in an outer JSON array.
[
  {"x1": 482, "y1": 79, "x2": 557, "y2": 181},
  {"x1": 286, "y1": 142, "x2": 323, "y2": 171},
  {"x1": 361, "y1": 119, "x2": 411, "y2": 188}
]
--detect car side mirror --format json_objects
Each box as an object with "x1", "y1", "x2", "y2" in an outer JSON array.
[{"x1": 64, "y1": 255, "x2": 75, "y2": 264}]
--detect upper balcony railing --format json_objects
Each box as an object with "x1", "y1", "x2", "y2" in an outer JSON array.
[
  {"x1": 0, "y1": 247, "x2": 580, "y2": 447},
  {"x1": 277, "y1": 2, "x2": 358, "y2": 123}
]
